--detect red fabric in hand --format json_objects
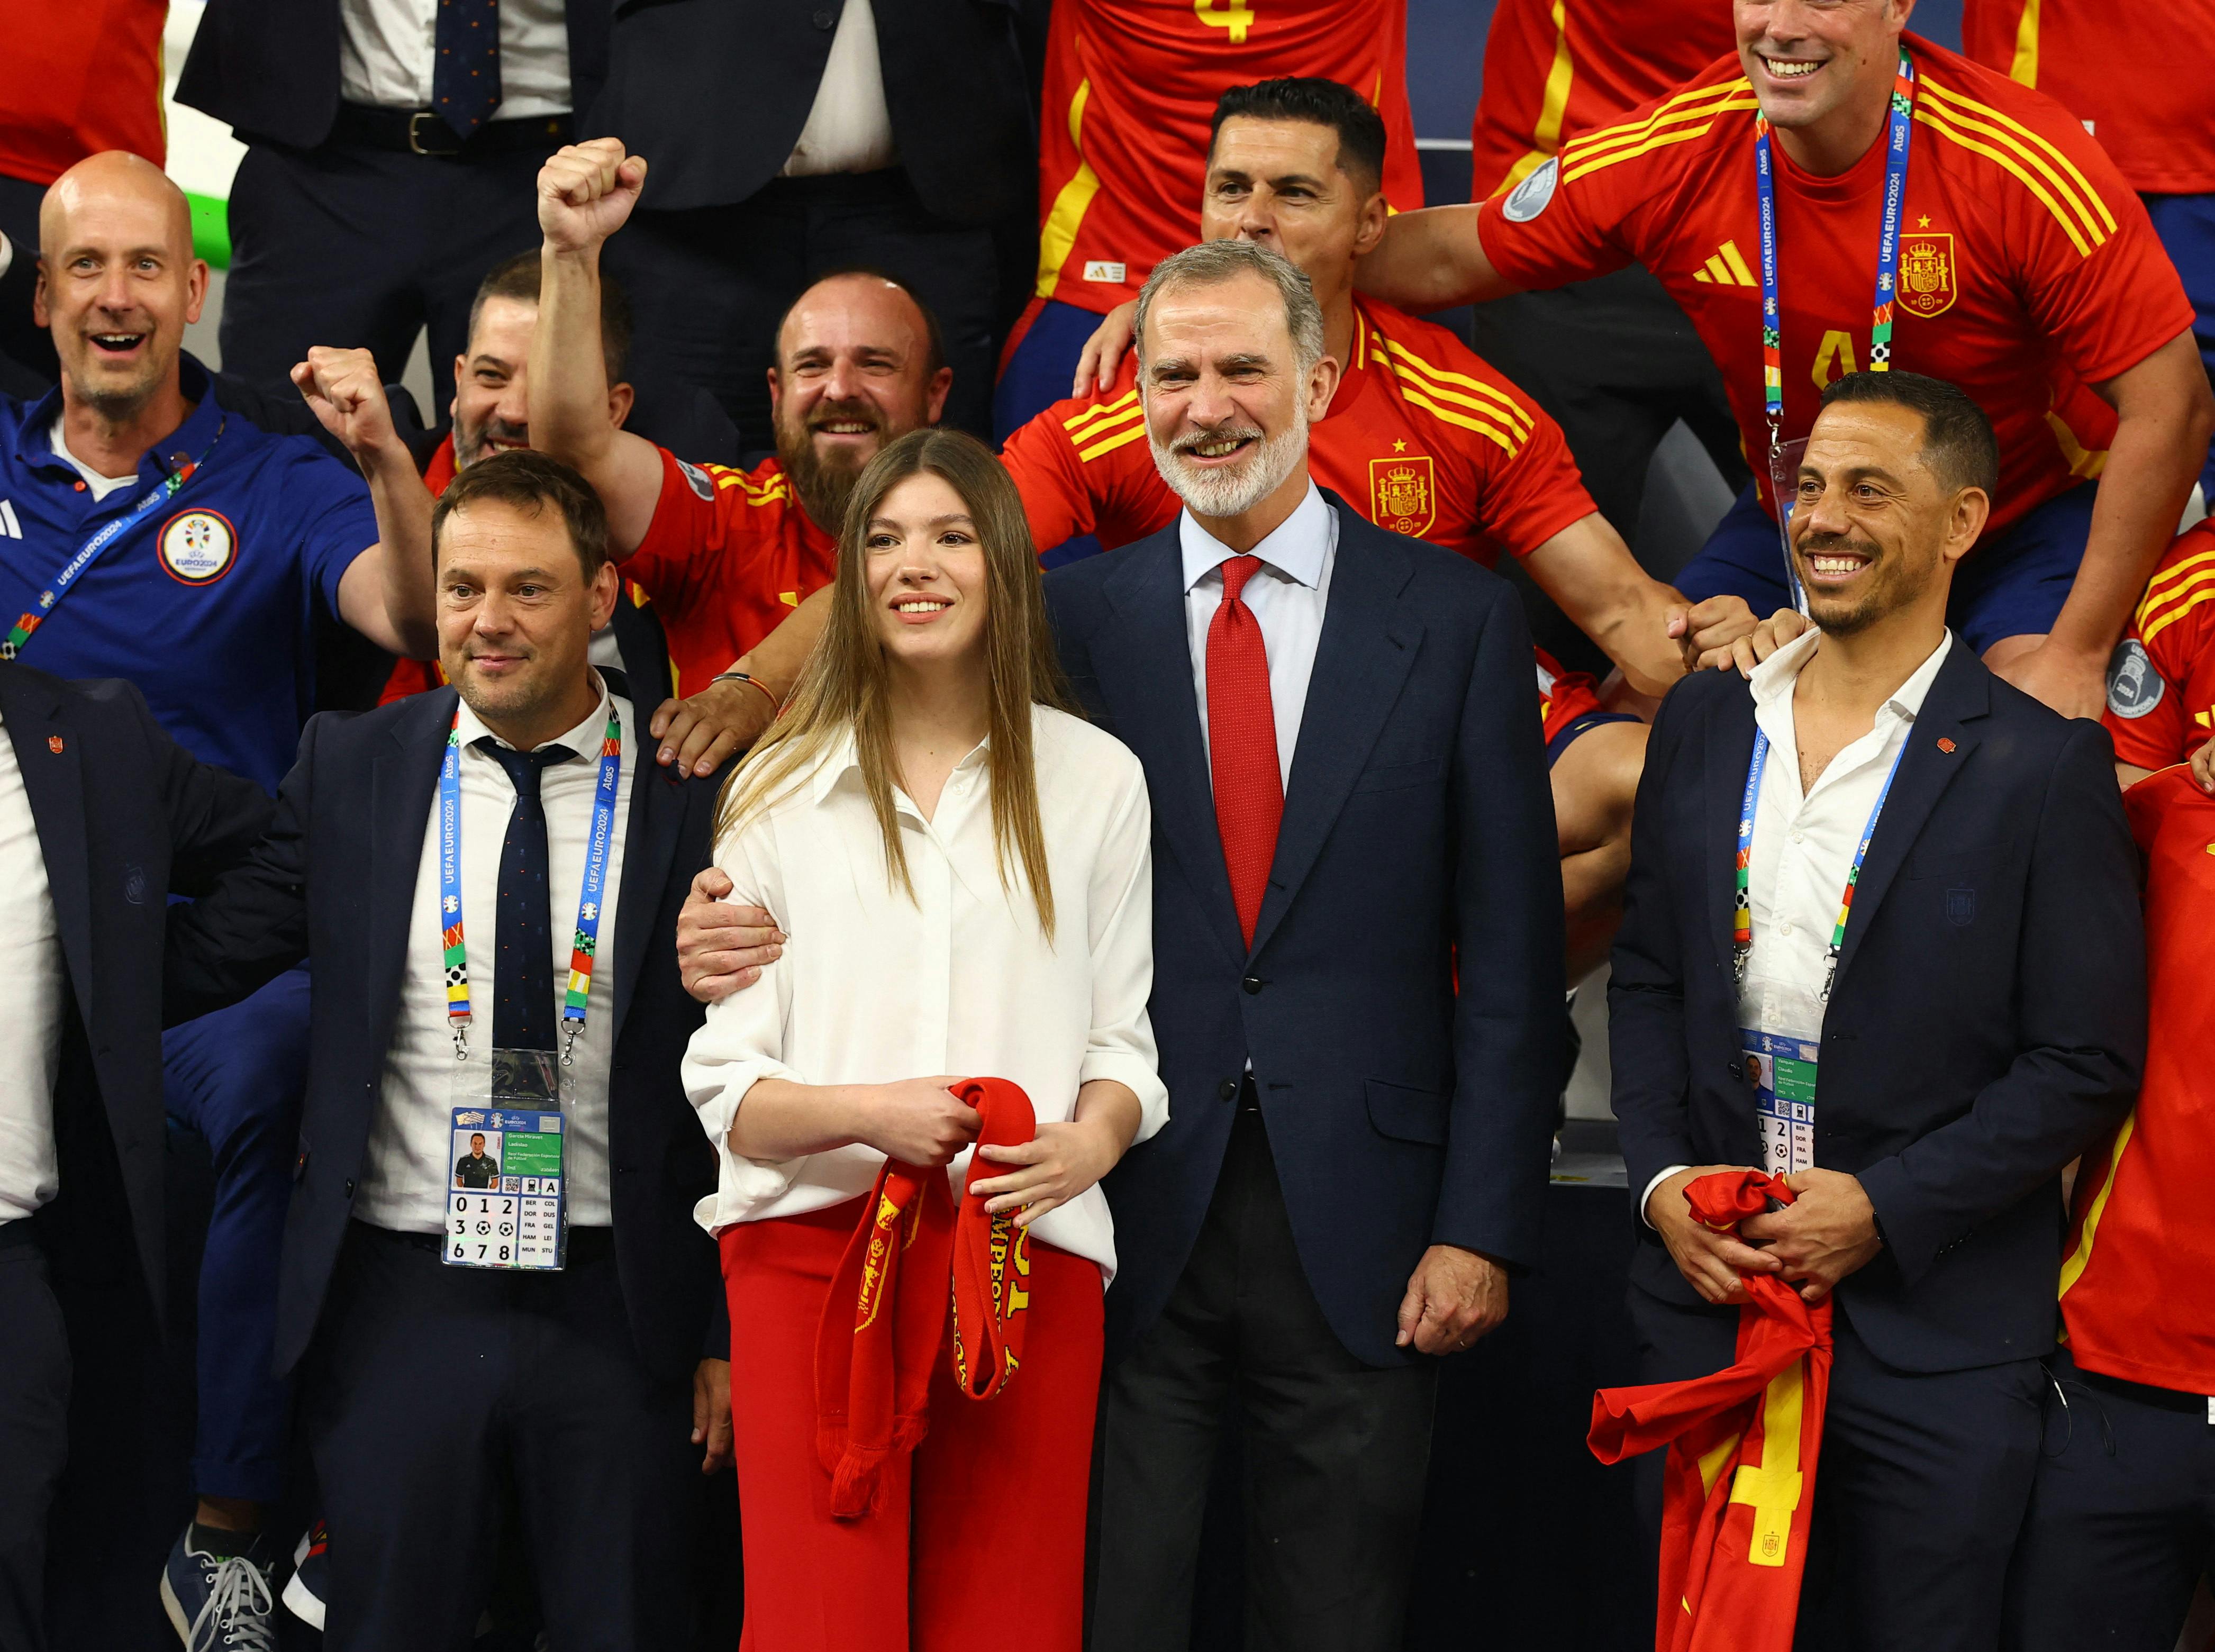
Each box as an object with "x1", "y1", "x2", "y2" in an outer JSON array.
[
  {"x1": 815, "y1": 1078, "x2": 1038, "y2": 1518},
  {"x1": 1588, "y1": 1170, "x2": 1833, "y2": 1652}
]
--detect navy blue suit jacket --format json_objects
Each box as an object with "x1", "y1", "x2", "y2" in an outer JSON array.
[
  {"x1": 162, "y1": 686, "x2": 722, "y2": 1382},
  {"x1": 1610, "y1": 646, "x2": 2146, "y2": 1372},
  {"x1": 2, "y1": 665, "x2": 274, "y2": 1322},
  {"x1": 1046, "y1": 493, "x2": 1564, "y2": 1368}
]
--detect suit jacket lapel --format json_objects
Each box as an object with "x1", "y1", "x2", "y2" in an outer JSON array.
[
  {"x1": 1246, "y1": 511, "x2": 1421, "y2": 959},
  {"x1": 1705, "y1": 684, "x2": 1760, "y2": 979},
  {"x1": 1088, "y1": 535, "x2": 1247, "y2": 969},
  {"x1": 2, "y1": 669, "x2": 95, "y2": 1025},
  {"x1": 1827, "y1": 642, "x2": 1987, "y2": 993},
  {"x1": 369, "y1": 691, "x2": 454, "y2": 1056}
]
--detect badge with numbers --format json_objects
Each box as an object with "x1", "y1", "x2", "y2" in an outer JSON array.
[
  {"x1": 447, "y1": 1049, "x2": 567, "y2": 1270},
  {"x1": 1741, "y1": 1027, "x2": 1820, "y2": 1179}
]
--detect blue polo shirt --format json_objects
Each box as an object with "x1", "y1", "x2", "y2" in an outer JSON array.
[{"x1": 0, "y1": 353, "x2": 376, "y2": 792}]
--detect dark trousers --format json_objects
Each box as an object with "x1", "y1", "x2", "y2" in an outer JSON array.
[
  {"x1": 220, "y1": 138, "x2": 551, "y2": 415},
  {"x1": 305, "y1": 1222, "x2": 697, "y2": 1652},
  {"x1": 1629, "y1": 1282, "x2": 2045, "y2": 1650},
  {"x1": 1091, "y1": 1108, "x2": 1438, "y2": 1652},
  {"x1": 603, "y1": 169, "x2": 1000, "y2": 451},
  {"x1": 2003, "y1": 1348, "x2": 2215, "y2": 1651},
  {"x1": 1467, "y1": 264, "x2": 1749, "y2": 580},
  {"x1": 0, "y1": 1229, "x2": 67, "y2": 1652}
]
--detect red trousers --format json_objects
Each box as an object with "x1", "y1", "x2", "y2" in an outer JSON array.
[{"x1": 718, "y1": 1198, "x2": 1103, "y2": 1651}]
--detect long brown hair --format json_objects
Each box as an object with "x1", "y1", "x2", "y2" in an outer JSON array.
[{"x1": 714, "y1": 429, "x2": 1080, "y2": 937}]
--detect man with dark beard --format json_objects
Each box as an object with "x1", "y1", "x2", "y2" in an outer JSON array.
[{"x1": 530, "y1": 138, "x2": 949, "y2": 710}]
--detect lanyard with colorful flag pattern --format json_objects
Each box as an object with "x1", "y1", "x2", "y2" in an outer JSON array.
[
  {"x1": 1732, "y1": 727, "x2": 1908, "y2": 1000},
  {"x1": 1754, "y1": 48, "x2": 1917, "y2": 459},
  {"x1": 438, "y1": 705, "x2": 622, "y2": 1065},
  {"x1": 3, "y1": 416, "x2": 226, "y2": 659}
]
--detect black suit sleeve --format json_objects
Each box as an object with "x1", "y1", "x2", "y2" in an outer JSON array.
[
  {"x1": 118, "y1": 683, "x2": 279, "y2": 895},
  {"x1": 1605, "y1": 680, "x2": 1699, "y2": 1213},
  {"x1": 1855, "y1": 720, "x2": 2147, "y2": 1285},
  {"x1": 1435, "y1": 583, "x2": 1565, "y2": 1267},
  {"x1": 163, "y1": 715, "x2": 323, "y2": 1024}
]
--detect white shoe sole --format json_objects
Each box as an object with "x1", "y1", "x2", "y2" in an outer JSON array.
[
  {"x1": 158, "y1": 1568, "x2": 191, "y2": 1645},
  {"x1": 283, "y1": 1559, "x2": 327, "y2": 1630}
]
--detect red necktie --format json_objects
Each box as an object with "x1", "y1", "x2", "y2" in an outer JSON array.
[{"x1": 1206, "y1": 554, "x2": 1283, "y2": 948}]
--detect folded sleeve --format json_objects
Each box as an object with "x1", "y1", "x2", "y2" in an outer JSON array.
[
  {"x1": 677, "y1": 813, "x2": 810, "y2": 1229},
  {"x1": 1078, "y1": 748, "x2": 1169, "y2": 1145}
]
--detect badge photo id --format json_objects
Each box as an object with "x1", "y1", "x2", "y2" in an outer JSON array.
[{"x1": 446, "y1": 1047, "x2": 567, "y2": 1271}]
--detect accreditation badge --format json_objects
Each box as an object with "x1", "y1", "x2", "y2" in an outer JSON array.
[
  {"x1": 1738, "y1": 977, "x2": 1824, "y2": 1179},
  {"x1": 446, "y1": 1048, "x2": 567, "y2": 1271},
  {"x1": 1768, "y1": 438, "x2": 1811, "y2": 618}
]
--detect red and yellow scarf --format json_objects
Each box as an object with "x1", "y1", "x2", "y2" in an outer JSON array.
[
  {"x1": 815, "y1": 1077, "x2": 1037, "y2": 1518},
  {"x1": 1588, "y1": 1170, "x2": 1833, "y2": 1652}
]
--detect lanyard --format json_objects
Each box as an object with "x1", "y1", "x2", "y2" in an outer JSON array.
[
  {"x1": 1755, "y1": 48, "x2": 1916, "y2": 457},
  {"x1": 439, "y1": 705, "x2": 623, "y2": 1065},
  {"x1": 1732, "y1": 728, "x2": 1908, "y2": 1002},
  {"x1": 3, "y1": 415, "x2": 228, "y2": 659}
]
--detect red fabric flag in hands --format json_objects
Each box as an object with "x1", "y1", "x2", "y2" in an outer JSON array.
[
  {"x1": 1588, "y1": 1170, "x2": 1833, "y2": 1652},
  {"x1": 814, "y1": 1078, "x2": 1037, "y2": 1517}
]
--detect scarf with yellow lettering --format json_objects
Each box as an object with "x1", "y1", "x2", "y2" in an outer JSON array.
[
  {"x1": 815, "y1": 1078, "x2": 1037, "y2": 1518},
  {"x1": 1588, "y1": 1170, "x2": 1832, "y2": 1652}
]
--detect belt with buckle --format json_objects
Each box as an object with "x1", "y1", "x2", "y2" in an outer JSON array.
[{"x1": 329, "y1": 104, "x2": 573, "y2": 159}]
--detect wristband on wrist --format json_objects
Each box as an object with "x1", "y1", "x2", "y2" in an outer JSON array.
[{"x1": 713, "y1": 670, "x2": 780, "y2": 713}]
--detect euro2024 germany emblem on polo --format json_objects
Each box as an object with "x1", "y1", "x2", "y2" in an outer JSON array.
[
  {"x1": 1896, "y1": 231, "x2": 1957, "y2": 319},
  {"x1": 1370, "y1": 455, "x2": 1436, "y2": 537}
]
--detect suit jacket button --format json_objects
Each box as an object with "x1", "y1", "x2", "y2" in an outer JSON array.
[
  {"x1": 342, "y1": 1178, "x2": 355, "y2": 1199},
  {"x1": 812, "y1": 7, "x2": 835, "y2": 26},
  {"x1": 1241, "y1": 975, "x2": 1263, "y2": 995},
  {"x1": 1218, "y1": 1079, "x2": 1238, "y2": 1102}
]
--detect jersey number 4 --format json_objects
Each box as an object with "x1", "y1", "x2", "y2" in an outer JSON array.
[{"x1": 1194, "y1": 0, "x2": 1255, "y2": 44}]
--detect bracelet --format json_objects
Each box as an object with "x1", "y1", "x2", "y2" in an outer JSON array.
[{"x1": 713, "y1": 670, "x2": 780, "y2": 714}]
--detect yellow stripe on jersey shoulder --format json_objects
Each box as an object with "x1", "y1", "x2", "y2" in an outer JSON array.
[
  {"x1": 1063, "y1": 387, "x2": 1140, "y2": 441},
  {"x1": 1559, "y1": 82, "x2": 1758, "y2": 185},
  {"x1": 1076, "y1": 423, "x2": 1148, "y2": 464},
  {"x1": 2138, "y1": 543, "x2": 2215, "y2": 619},
  {"x1": 2140, "y1": 574, "x2": 2215, "y2": 649},
  {"x1": 1377, "y1": 338, "x2": 1535, "y2": 438},
  {"x1": 1914, "y1": 77, "x2": 2116, "y2": 256},
  {"x1": 1393, "y1": 384, "x2": 1520, "y2": 457}
]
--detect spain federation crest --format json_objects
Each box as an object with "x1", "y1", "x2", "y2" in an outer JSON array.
[
  {"x1": 1896, "y1": 232, "x2": 1957, "y2": 318},
  {"x1": 158, "y1": 509, "x2": 238, "y2": 585},
  {"x1": 1370, "y1": 455, "x2": 1436, "y2": 537}
]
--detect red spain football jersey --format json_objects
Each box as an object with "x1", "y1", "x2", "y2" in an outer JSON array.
[
  {"x1": 2100, "y1": 522, "x2": 2215, "y2": 770},
  {"x1": 1963, "y1": 0, "x2": 2215, "y2": 195},
  {"x1": 1033, "y1": 0, "x2": 1424, "y2": 318},
  {"x1": 1476, "y1": 34, "x2": 2195, "y2": 541},
  {"x1": 997, "y1": 295, "x2": 1605, "y2": 738},
  {"x1": 623, "y1": 448, "x2": 839, "y2": 696},
  {"x1": 0, "y1": 0, "x2": 166, "y2": 186},
  {"x1": 1468, "y1": 0, "x2": 1737, "y2": 201},
  {"x1": 2056, "y1": 765, "x2": 2215, "y2": 1395}
]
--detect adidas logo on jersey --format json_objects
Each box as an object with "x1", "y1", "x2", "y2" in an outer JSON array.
[
  {"x1": 1692, "y1": 240, "x2": 1759, "y2": 287},
  {"x1": 0, "y1": 499, "x2": 20, "y2": 539}
]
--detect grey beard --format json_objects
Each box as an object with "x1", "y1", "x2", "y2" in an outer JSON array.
[{"x1": 1150, "y1": 411, "x2": 1310, "y2": 520}]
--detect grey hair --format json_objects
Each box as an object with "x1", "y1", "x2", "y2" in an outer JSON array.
[{"x1": 1133, "y1": 240, "x2": 1327, "y2": 376}]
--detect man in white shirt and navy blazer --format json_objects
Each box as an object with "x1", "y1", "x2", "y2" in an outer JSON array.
[
  {"x1": 1051, "y1": 241, "x2": 1564, "y2": 1650},
  {"x1": 164, "y1": 451, "x2": 726, "y2": 1651},
  {"x1": 1611, "y1": 373, "x2": 2145, "y2": 1649}
]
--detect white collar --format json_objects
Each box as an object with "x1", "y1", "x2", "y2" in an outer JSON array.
[
  {"x1": 805, "y1": 721, "x2": 996, "y2": 809},
  {"x1": 1177, "y1": 480, "x2": 1333, "y2": 594},
  {"x1": 1748, "y1": 625, "x2": 1953, "y2": 724},
  {"x1": 456, "y1": 670, "x2": 618, "y2": 759}
]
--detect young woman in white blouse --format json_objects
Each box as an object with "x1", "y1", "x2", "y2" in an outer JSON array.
[{"x1": 682, "y1": 429, "x2": 1166, "y2": 1651}]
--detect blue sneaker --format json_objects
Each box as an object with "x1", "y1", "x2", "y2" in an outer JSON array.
[
  {"x1": 160, "y1": 1528, "x2": 276, "y2": 1651},
  {"x1": 280, "y1": 1520, "x2": 327, "y2": 1630}
]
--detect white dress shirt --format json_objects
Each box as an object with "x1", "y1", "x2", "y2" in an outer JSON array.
[
  {"x1": 1180, "y1": 482, "x2": 1338, "y2": 789},
  {"x1": 0, "y1": 718, "x2": 66, "y2": 1224},
  {"x1": 782, "y1": 0, "x2": 897, "y2": 177},
  {"x1": 1640, "y1": 625, "x2": 1953, "y2": 1225},
  {"x1": 363, "y1": 678, "x2": 635, "y2": 1232},
  {"x1": 682, "y1": 705, "x2": 1168, "y2": 1278},
  {"x1": 338, "y1": 0, "x2": 573, "y2": 120}
]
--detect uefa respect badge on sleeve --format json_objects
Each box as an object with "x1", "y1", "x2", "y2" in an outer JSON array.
[{"x1": 446, "y1": 1048, "x2": 567, "y2": 1270}]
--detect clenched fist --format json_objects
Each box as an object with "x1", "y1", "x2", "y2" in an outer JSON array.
[
  {"x1": 290, "y1": 346, "x2": 398, "y2": 461},
  {"x1": 538, "y1": 138, "x2": 649, "y2": 256}
]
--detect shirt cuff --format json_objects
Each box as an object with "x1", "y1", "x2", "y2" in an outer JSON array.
[
  {"x1": 1639, "y1": 1164, "x2": 1691, "y2": 1231},
  {"x1": 682, "y1": 1056, "x2": 807, "y2": 1229},
  {"x1": 1078, "y1": 1052, "x2": 1170, "y2": 1146}
]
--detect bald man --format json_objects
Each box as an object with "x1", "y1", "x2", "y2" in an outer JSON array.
[
  {"x1": 0, "y1": 151, "x2": 435, "y2": 1649},
  {"x1": 529, "y1": 140, "x2": 950, "y2": 759}
]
